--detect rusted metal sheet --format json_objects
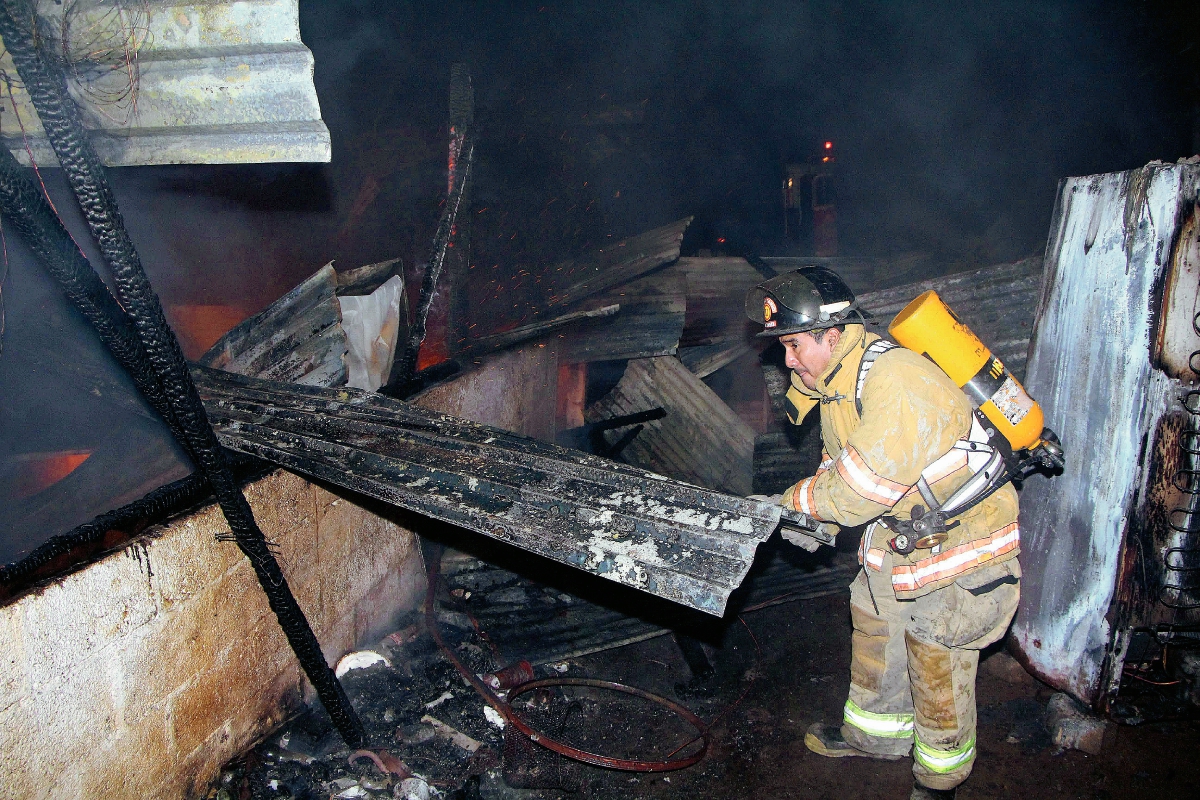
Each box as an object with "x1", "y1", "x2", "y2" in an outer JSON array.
[
  {"x1": 544, "y1": 218, "x2": 691, "y2": 309},
  {"x1": 0, "y1": 0, "x2": 330, "y2": 166},
  {"x1": 1012, "y1": 162, "x2": 1200, "y2": 705},
  {"x1": 193, "y1": 366, "x2": 783, "y2": 615},
  {"x1": 855, "y1": 256, "x2": 1045, "y2": 380},
  {"x1": 668, "y1": 257, "x2": 765, "y2": 346},
  {"x1": 587, "y1": 357, "x2": 756, "y2": 496},
  {"x1": 559, "y1": 272, "x2": 686, "y2": 363},
  {"x1": 197, "y1": 263, "x2": 347, "y2": 388}
]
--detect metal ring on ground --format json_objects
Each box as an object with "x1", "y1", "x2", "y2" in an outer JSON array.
[{"x1": 504, "y1": 677, "x2": 708, "y2": 772}]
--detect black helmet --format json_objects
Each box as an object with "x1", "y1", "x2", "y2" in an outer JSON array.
[{"x1": 744, "y1": 266, "x2": 858, "y2": 337}]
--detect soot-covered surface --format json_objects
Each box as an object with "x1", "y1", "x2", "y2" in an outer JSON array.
[{"x1": 210, "y1": 591, "x2": 1200, "y2": 800}]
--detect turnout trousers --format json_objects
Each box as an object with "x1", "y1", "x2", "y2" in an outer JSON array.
[{"x1": 841, "y1": 550, "x2": 1020, "y2": 790}]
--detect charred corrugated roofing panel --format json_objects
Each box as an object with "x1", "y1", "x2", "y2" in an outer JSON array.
[
  {"x1": 587, "y1": 356, "x2": 756, "y2": 496},
  {"x1": 559, "y1": 271, "x2": 686, "y2": 362},
  {"x1": 0, "y1": 0, "x2": 330, "y2": 166},
  {"x1": 195, "y1": 365, "x2": 779, "y2": 616},
  {"x1": 544, "y1": 218, "x2": 691, "y2": 309},
  {"x1": 856, "y1": 256, "x2": 1044, "y2": 380}
]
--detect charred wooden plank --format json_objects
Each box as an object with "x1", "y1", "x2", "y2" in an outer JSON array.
[
  {"x1": 198, "y1": 263, "x2": 347, "y2": 387},
  {"x1": 193, "y1": 365, "x2": 780, "y2": 615},
  {"x1": 587, "y1": 357, "x2": 756, "y2": 496},
  {"x1": 457, "y1": 304, "x2": 619, "y2": 359},
  {"x1": 559, "y1": 271, "x2": 686, "y2": 362},
  {"x1": 545, "y1": 217, "x2": 692, "y2": 309}
]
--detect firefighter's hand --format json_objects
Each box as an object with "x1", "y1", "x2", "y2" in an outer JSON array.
[{"x1": 781, "y1": 522, "x2": 838, "y2": 552}]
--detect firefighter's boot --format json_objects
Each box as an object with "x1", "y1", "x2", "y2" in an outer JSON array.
[{"x1": 804, "y1": 723, "x2": 905, "y2": 761}]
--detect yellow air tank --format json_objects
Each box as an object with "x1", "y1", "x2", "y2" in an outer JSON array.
[{"x1": 888, "y1": 290, "x2": 1045, "y2": 451}]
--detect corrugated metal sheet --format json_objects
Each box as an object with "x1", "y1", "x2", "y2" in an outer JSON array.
[
  {"x1": 544, "y1": 217, "x2": 691, "y2": 309},
  {"x1": 587, "y1": 356, "x2": 756, "y2": 496},
  {"x1": 443, "y1": 548, "x2": 860, "y2": 666},
  {"x1": 678, "y1": 341, "x2": 753, "y2": 379},
  {"x1": 668, "y1": 257, "x2": 765, "y2": 346},
  {"x1": 559, "y1": 271, "x2": 686, "y2": 363},
  {"x1": 855, "y1": 256, "x2": 1045, "y2": 380},
  {"x1": 195, "y1": 366, "x2": 781, "y2": 615},
  {"x1": 0, "y1": 0, "x2": 329, "y2": 166},
  {"x1": 1012, "y1": 162, "x2": 1200, "y2": 705},
  {"x1": 197, "y1": 263, "x2": 347, "y2": 387}
]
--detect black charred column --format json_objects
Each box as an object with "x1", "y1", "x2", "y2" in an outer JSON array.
[
  {"x1": 447, "y1": 62, "x2": 473, "y2": 353},
  {"x1": 0, "y1": 2, "x2": 365, "y2": 747}
]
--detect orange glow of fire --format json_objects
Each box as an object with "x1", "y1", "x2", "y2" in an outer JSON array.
[
  {"x1": 13, "y1": 450, "x2": 92, "y2": 500},
  {"x1": 824, "y1": 141, "x2": 833, "y2": 149}
]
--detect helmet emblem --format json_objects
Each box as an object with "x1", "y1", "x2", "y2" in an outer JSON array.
[{"x1": 763, "y1": 297, "x2": 778, "y2": 323}]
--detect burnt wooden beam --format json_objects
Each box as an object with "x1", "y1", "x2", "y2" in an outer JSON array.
[
  {"x1": 457, "y1": 303, "x2": 619, "y2": 359},
  {"x1": 678, "y1": 341, "x2": 754, "y2": 379},
  {"x1": 544, "y1": 217, "x2": 692, "y2": 309},
  {"x1": 193, "y1": 365, "x2": 783, "y2": 616}
]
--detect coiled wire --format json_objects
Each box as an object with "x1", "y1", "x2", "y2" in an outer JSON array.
[{"x1": 1162, "y1": 308, "x2": 1200, "y2": 609}]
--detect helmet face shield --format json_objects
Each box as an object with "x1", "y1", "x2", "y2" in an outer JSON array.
[{"x1": 745, "y1": 267, "x2": 857, "y2": 338}]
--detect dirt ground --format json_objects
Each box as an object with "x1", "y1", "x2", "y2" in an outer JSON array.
[
  {"x1": 218, "y1": 582, "x2": 1200, "y2": 800},
  {"x1": 553, "y1": 594, "x2": 1200, "y2": 800}
]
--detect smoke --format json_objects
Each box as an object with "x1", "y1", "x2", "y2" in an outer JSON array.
[{"x1": 1, "y1": 0, "x2": 1194, "y2": 559}]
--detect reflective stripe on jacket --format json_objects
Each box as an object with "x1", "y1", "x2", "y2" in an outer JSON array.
[{"x1": 781, "y1": 324, "x2": 1019, "y2": 599}]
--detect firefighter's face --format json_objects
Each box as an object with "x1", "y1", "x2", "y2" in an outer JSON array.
[{"x1": 780, "y1": 328, "x2": 840, "y2": 390}]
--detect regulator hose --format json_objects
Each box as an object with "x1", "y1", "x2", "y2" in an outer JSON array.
[{"x1": 0, "y1": 2, "x2": 365, "y2": 747}]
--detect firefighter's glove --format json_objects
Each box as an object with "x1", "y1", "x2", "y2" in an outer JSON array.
[{"x1": 781, "y1": 522, "x2": 838, "y2": 552}]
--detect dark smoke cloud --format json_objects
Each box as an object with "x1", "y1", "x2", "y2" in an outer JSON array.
[{"x1": 1, "y1": 0, "x2": 1194, "y2": 555}]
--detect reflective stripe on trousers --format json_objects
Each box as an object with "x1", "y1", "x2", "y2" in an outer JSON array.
[
  {"x1": 843, "y1": 698, "x2": 914, "y2": 739},
  {"x1": 915, "y1": 737, "x2": 977, "y2": 773}
]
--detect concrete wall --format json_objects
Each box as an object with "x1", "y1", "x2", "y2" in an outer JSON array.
[
  {"x1": 0, "y1": 470, "x2": 425, "y2": 799},
  {"x1": 414, "y1": 342, "x2": 560, "y2": 443},
  {"x1": 0, "y1": 340, "x2": 562, "y2": 799}
]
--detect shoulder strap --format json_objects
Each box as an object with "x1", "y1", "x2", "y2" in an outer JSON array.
[{"x1": 855, "y1": 339, "x2": 900, "y2": 415}]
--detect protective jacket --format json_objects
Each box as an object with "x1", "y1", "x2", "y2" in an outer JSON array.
[{"x1": 781, "y1": 323, "x2": 1019, "y2": 600}]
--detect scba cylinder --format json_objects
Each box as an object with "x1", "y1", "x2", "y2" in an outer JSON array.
[{"x1": 888, "y1": 290, "x2": 1045, "y2": 451}]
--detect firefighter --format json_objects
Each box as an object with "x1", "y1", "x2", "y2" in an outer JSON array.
[{"x1": 746, "y1": 267, "x2": 1021, "y2": 800}]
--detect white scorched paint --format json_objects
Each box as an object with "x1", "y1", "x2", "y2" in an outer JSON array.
[{"x1": 1014, "y1": 162, "x2": 1200, "y2": 702}]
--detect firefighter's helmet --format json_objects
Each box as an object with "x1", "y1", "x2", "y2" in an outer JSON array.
[{"x1": 745, "y1": 266, "x2": 857, "y2": 337}]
